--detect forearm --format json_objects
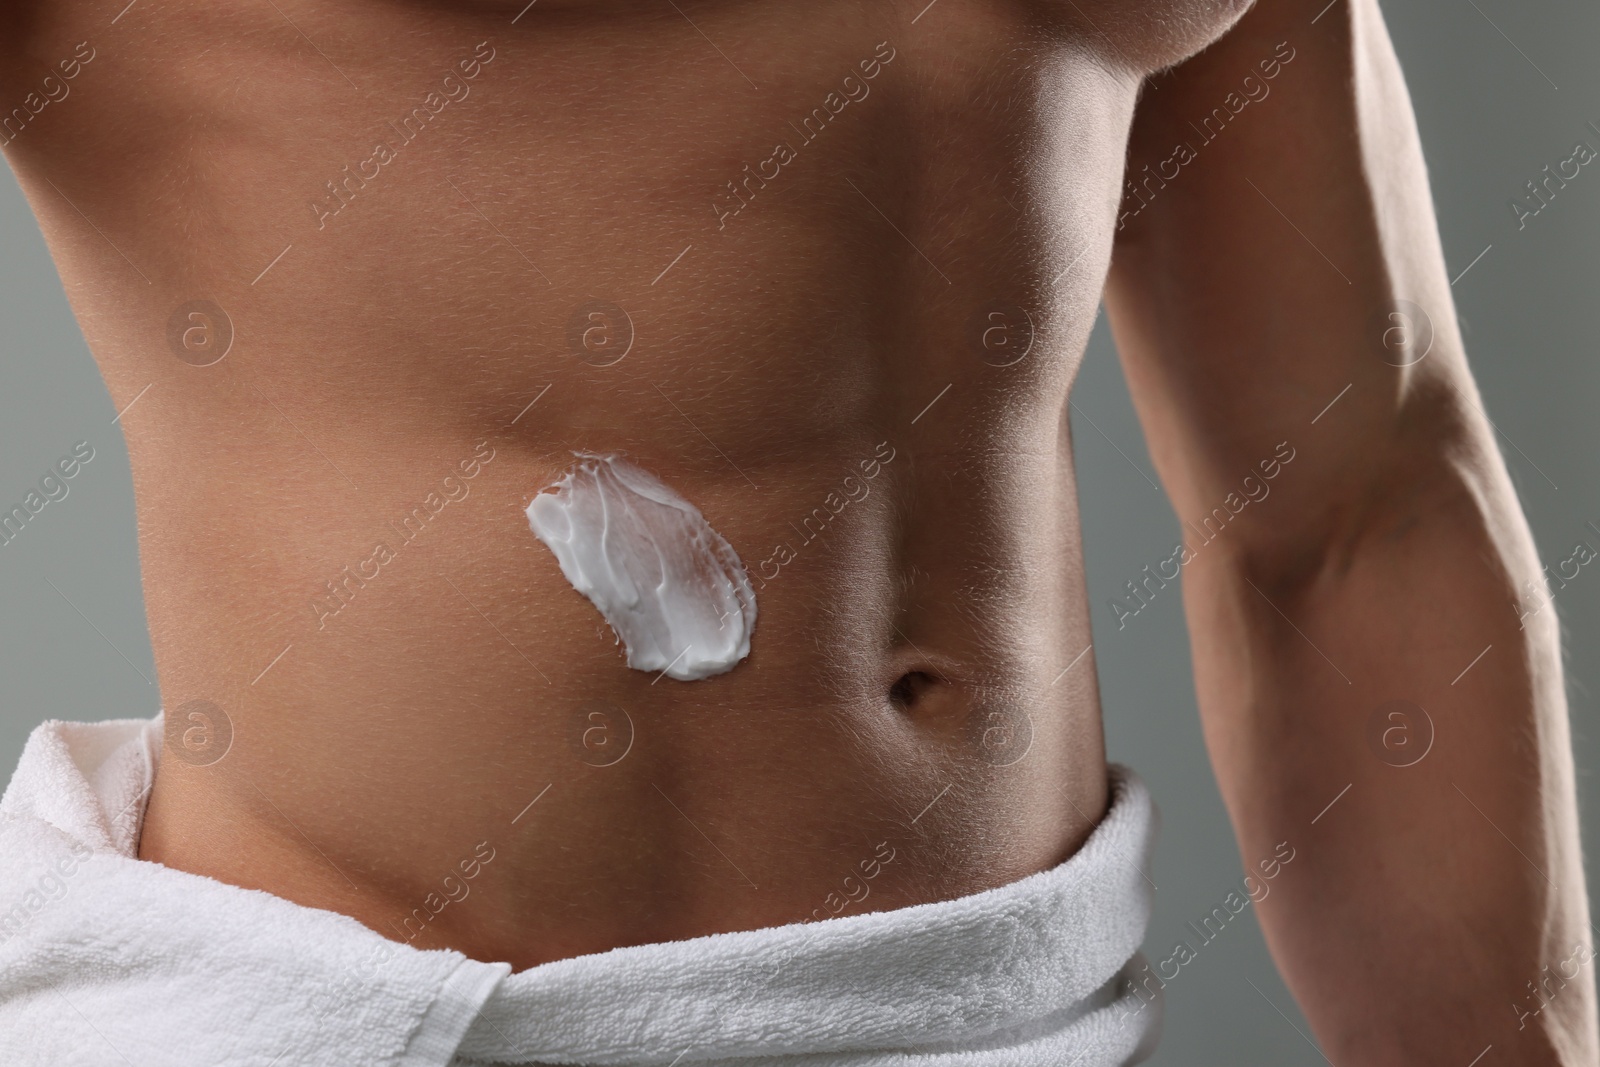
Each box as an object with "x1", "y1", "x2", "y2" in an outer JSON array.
[
  {"x1": 1101, "y1": 0, "x2": 1595, "y2": 1059},
  {"x1": 1187, "y1": 447, "x2": 1592, "y2": 1063}
]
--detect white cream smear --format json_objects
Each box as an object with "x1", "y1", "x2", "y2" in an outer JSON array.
[{"x1": 525, "y1": 452, "x2": 758, "y2": 681}]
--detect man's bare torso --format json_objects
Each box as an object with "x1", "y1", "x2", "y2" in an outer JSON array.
[{"x1": 1, "y1": 0, "x2": 1246, "y2": 968}]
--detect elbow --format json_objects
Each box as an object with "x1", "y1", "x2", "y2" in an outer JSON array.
[{"x1": 1197, "y1": 379, "x2": 1532, "y2": 609}]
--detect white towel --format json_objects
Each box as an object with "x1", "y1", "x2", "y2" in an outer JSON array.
[{"x1": 0, "y1": 715, "x2": 1162, "y2": 1067}]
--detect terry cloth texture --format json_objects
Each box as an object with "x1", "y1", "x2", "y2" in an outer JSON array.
[{"x1": 0, "y1": 715, "x2": 1163, "y2": 1067}]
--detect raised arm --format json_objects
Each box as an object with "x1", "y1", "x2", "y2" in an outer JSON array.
[{"x1": 1102, "y1": 0, "x2": 1596, "y2": 1061}]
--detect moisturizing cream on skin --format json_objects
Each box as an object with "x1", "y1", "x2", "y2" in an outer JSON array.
[{"x1": 525, "y1": 452, "x2": 758, "y2": 681}]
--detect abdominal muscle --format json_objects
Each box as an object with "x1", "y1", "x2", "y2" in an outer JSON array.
[{"x1": 0, "y1": 0, "x2": 1225, "y2": 968}]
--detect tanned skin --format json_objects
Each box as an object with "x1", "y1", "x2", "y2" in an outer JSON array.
[
  {"x1": 1107, "y1": 2, "x2": 1595, "y2": 1061},
  {"x1": 0, "y1": 0, "x2": 1590, "y2": 1058}
]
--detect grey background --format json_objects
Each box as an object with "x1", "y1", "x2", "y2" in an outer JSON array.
[{"x1": 1, "y1": 1, "x2": 1595, "y2": 1061}]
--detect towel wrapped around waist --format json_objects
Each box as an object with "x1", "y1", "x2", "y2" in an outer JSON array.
[{"x1": 0, "y1": 716, "x2": 1162, "y2": 1067}]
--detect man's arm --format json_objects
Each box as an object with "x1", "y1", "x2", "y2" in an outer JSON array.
[{"x1": 1102, "y1": 0, "x2": 1596, "y2": 1061}]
